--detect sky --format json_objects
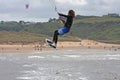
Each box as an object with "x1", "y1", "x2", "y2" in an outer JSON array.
[{"x1": 0, "y1": 0, "x2": 120, "y2": 22}]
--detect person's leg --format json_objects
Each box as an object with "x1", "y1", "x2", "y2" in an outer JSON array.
[
  {"x1": 53, "y1": 30, "x2": 59, "y2": 44},
  {"x1": 52, "y1": 27, "x2": 69, "y2": 46}
]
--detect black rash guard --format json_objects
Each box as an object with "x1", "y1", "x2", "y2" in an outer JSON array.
[{"x1": 58, "y1": 13, "x2": 73, "y2": 28}]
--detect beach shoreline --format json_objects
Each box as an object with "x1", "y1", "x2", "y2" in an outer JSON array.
[{"x1": 0, "y1": 40, "x2": 120, "y2": 54}]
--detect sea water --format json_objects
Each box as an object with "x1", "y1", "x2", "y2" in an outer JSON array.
[{"x1": 0, "y1": 49, "x2": 120, "y2": 80}]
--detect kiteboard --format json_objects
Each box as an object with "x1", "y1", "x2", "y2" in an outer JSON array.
[{"x1": 45, "y1": 38, "x2": 56, "y2": 49}]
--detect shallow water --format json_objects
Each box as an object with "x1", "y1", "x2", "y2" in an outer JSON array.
[{"x1": 0, "y1": 49, "x2": 120, "y2": 80}]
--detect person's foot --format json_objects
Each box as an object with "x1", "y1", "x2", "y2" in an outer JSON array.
[
  {"x1": 50, "y1": 42, "x2": 56, "y2": 48},
  {"x1": 47, "y1": 40, "x2": 53, "y2": 44}
]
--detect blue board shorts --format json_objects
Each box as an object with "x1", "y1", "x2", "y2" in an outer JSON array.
[{"x1": 58, "y1": 27, "x2": 70, "y2": 35}]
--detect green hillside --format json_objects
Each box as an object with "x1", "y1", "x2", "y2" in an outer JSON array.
[
  {"x1": 0, "y1": 16, "x2": 120, "y2": 43},
  {"x1": 0, "y1": 31, "x2": 80, "y2": 43},
  {"x1": 0, "y1": 31, "x2": 47, "y2": 43},
  {"x1": 72, "y1": 16, "x2": 120, "y2": 43},
  {"x1": 75, "y1": 16, "x2": 120, "y2": 23}
]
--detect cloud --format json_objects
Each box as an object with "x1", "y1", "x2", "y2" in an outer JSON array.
[
  {"x1": 56, "y1": 0, "x2": 87, "y2": 6},
  {"x1": 0, "y1": 0, "x2": 120, "y2": 22},
  {"x1": 0, "y1": 0, "x2": 55, "y2": 22},
  {"x1": 75, "y1": 0, "x2": 120, "y2": 16}
]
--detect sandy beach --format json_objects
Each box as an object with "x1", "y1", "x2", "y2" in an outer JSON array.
[
  {"x1": 0, "y1": 40, "x2": 120, "y2": 80},
  {"x1": 0, "y1": 39, "x2": 120, "y2": 53}
]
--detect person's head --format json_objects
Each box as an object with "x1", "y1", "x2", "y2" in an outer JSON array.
[{"x1": 68, "y1": 10, "x2": 75, "y2": 18}]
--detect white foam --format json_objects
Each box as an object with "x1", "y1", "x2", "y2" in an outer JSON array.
[
  {"x1": 64, "y1": 55, "x2": 80, "y2": 58},
  {"x1": 16, "y1": 76, "x2": 39, "y2": 80},
  {"x1": 28, "y1": 56, "x2": 45, "y2": 59},
  {"x1": 104, "y1": 55, "x2": 120, "y2": 60},
  {"x1": 67, "y1": 74, "x2": 72, "y2": 77},
  {"x1": 106, "y1": 55, "x2": 120, "y2": 57},
  {"x1": 78, "y1": 77, "x2": 88, "y2": 80},
  {"x1": 22, "y1": 64, "x2": 36, "y2": 67},
  {"x1": 108, "y1": 57, "x2": 120, "y2": 60},
  {"x1": 67, "y1": 50, "x2": 73, "y2": 51},
  {"x1": 20, "y1": 70, "x2": 36, "y2": 74},
  {"x1": 62, "y1": 54, "x2": 120, "y2": 60},
  {"x1": 16, "y1": 77, "x2": 32, "y2": 80},
  {"x1": 51, "y1": 55, "x2": 60, "y2": 58}
]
